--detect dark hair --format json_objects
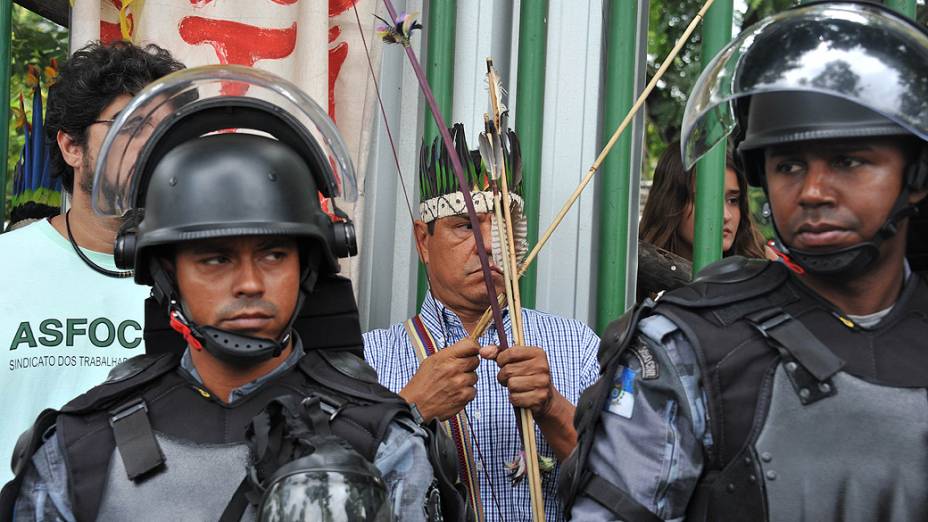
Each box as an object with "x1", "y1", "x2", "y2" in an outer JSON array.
[
  {"x1": 639, "y1": 140, "x2": 766, "y2": 259},
  {"x1": 45, "y1": 41, "x2": 184, "y2": 193}
]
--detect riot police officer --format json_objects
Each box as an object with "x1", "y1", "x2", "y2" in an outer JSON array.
[
  {"x1": 1, "y1": 66, "x2": 464, "y2": 521},
  {"x1": 560, "y1": 2, "x2": 928, "y2": 521}
]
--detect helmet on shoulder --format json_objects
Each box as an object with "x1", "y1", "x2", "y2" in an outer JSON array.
[
  {"x1": 681, "y1": 1, "x2": 928, "y2": 276},
  {"x1": 92, "y1": 65, "x2": 359, "y2": 364}
]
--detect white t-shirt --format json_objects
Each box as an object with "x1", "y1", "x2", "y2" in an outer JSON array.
[{"x1": 0, "y1": 219, "x2": 149, "y2": 484}]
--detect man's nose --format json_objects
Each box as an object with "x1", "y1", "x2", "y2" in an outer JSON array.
[
  {"x1": 798, "y1": 161, "x2": 837, "y2": 208},
  {"x1": 233, "y1": 258, "x2": 265, "y2": 297}
]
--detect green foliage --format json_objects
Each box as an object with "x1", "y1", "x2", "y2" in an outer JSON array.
[{"x1": 4, "y1": 5, "x2": 68, "y2": 223}]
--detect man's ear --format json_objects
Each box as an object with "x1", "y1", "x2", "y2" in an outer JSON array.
[
  {"x1": 57, "y1": 130, "x2": 84, "y2": 168},
  {"x1": 413, "y1": 220, "x2": 430, "y2": 264}
]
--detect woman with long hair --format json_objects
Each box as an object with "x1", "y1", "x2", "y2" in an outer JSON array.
[
  {"x1": 636, "y1": 141, "x2": 769, "y2": 301},
  {"x1": 640, "y1": 140, "x2": 767, "y2": 260}
]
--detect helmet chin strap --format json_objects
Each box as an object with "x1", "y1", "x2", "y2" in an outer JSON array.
[
  {"x1": 149, "y1": 258, "x2": 311, "y2": 366},
  {"x1": 772, "y1": 176, "x2": 922, "y2": 279}
]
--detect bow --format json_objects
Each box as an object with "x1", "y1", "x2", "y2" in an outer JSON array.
[{"x1": 350, "y1": 4, "x2": 505, "y2": 518}]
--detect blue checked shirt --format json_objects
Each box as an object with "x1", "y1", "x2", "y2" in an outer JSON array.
[{"x1": 363, "y1": 293, "x2": 601, "y2": 521}]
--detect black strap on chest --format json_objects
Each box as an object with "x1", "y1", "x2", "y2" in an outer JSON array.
[
  {"x1": 744, "y1": 307, "x2": 842, "y2": 405},
  {"x1": 581, "y1": 474, "x2": 662, "y2": 522},
  {"x1": 108, "y1": 398, "x2": 164, "y2": 480}
]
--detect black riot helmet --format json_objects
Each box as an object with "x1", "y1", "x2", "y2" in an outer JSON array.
[
  {"x1": 92, "y1": 65, "x2": 359, "y2": 364},
  {"x1": 681, "y1": 1, "x2": 928, "y2": 277}
]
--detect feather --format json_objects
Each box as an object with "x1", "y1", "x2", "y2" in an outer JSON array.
[
  {"x1": 478, "y1": 131, "x2": 497, "y2": 182},
  {"x1": 506, "y1": 129, "x2": 522, "y2": 189},
  {"x1": 25, "y1": 65, "x2": 39, "y2": 88},
  {"x1": 374, "y1": 12, "x2": 421, "y2": 47},
  {"x1": 400, "y1": 11, "x2": 422, "y2": 36},
  {"x1": 12, "y1": 94, "x2": 27, "y2": 131},
  {"x1": 504, "y1": 451, "x2": 527, "y2": 486},
  {"x1": 43, "y1": 57, "x2": 58, "y2": 85}
]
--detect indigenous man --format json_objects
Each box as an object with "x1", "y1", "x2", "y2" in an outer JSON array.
[
  {"x1": 560, "y1": 2, "x2": 928, "y2": 521},
  {"x1": 0, "y1": 42, "x2": 184, "y2": 484},
  {"x1": 365, "y1": 124, "x2": 600, "y2": 521},
  {"x1": 1, "y1": 66, "x2": 451, "y2": 521}
]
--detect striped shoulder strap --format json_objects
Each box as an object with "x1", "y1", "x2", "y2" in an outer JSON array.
[{"x1": 404, "y1": 315, "x2": 485, "y2": 522}]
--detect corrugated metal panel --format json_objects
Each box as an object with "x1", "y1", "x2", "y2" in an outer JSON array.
[
  {"x1": 451, "y1": 0, "x2": 514, "y2": 134},
  {"x1": 357, "y1": 0, "x2": 424, "y2": 331},
  {"x1": 533, "y1": 0, "x2": 604, "y2": 325}
]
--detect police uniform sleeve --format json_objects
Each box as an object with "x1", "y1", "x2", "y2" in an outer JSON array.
[
  {"x1": 13, "y1": 430, "x2": 75, "y2": 522},
  {"x1": 373, "y1": 419, "x2": 433, "y2": 522},
  {"x1": 570, "y1": 315, "x2": 708, "y2": 521}
]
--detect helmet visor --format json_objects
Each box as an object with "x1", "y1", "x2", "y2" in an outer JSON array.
[
  {"x1": 681, "y1": 2, "x2": 928, "y2": 169},
  {"x1": 258, "y1": 471, "x2": 393, "y2": 522},
  {"x1": 93, "y1": 65, "x2": 358, "y2": 217}
]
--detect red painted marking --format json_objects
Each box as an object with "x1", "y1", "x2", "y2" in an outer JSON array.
[
  {"x1": 329, "y1": 0, "x2": 357, "y2": 17},
  {"x1": 328, "y1": 40, "x2": 348, "y2": 118},
  {"x1": 179, "y1": 17, "x2": 297, "y2": 95},
  {"x1": 100, "y1": 21, "x2": 122, "y2": 43},
  {"x1": 101, "y1": 0, "x2": 131, "y2": 42}
]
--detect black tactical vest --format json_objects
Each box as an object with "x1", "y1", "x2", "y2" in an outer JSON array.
[
  {"x1": 562, "y1": 257, "x2": 928, "y2": 521},
  {"x1": 2, "y1": 274, "x2": 471, "y2": 522},
  {"x1": 1, "y1": 348, "x2": 409, "y2": 522}
]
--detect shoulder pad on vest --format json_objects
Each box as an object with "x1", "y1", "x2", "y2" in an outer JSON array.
[
  {"x1": 61, "y1": 353, "x2": 179, "y2": 414},
  {"x1": 658, "y1": 257, "x2": 789, "y2": 309},
  {"x1": 0, "y1": 408, "x2": 61, "y2": 518},
  {"x1": 10, "y1": 408, "x2": 58, "y2": 476},
  {"x1": 105, "y1": 353, "x2": 165, "y2": 383},
  {"x1": 299, "y1": 350, "x2": 403, "y2": 405},
  {"x1": 319, "y1": 349, "x2": 380, "y2": 384}
]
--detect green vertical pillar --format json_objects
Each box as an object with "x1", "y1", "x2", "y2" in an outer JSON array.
[
  {"x1": 416, "y1": 0, "x2": 457, "y2": 305},
  {"x1": 692, "y1": 0, "x2": 733, "y2": 273},
  {"x1": 886, "y1": 0, "x2": 916, "y2": 18},
  {"x1": 0, "y1": 0, "x2": 11, "y2": 225},
  {"x1": 595, "y1": 0, "x2": 638, "y2": 332},
  {"x1": 515, "y1": 0, "x2": 548, "y2": 308}
]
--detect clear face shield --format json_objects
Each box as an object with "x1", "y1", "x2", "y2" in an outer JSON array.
[
  {"x1": 680, "y1": 1, "x2": 928, "y2": 170},
  {"x1": 91, "y1": 65, "x2": 358, "y2": 218}
]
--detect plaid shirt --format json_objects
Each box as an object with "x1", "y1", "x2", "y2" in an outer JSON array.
[{"x1": 363, "y1": 293, "x2": 601, "y2": 521}]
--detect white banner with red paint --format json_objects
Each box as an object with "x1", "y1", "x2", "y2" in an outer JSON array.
[{"x1": 70, "y1": 0, "x2": 386, "y2": 283}]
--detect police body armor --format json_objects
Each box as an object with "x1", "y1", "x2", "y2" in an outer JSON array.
[
  {"x1": 1, "y1": 274, "x2": 470, "y2": 522},
  {"x1": 0, "y1": 343, "x2": 401, "y2": 522},
  {"x1": 562, "y1": 257, "x2": 928, "y2": 521}
]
